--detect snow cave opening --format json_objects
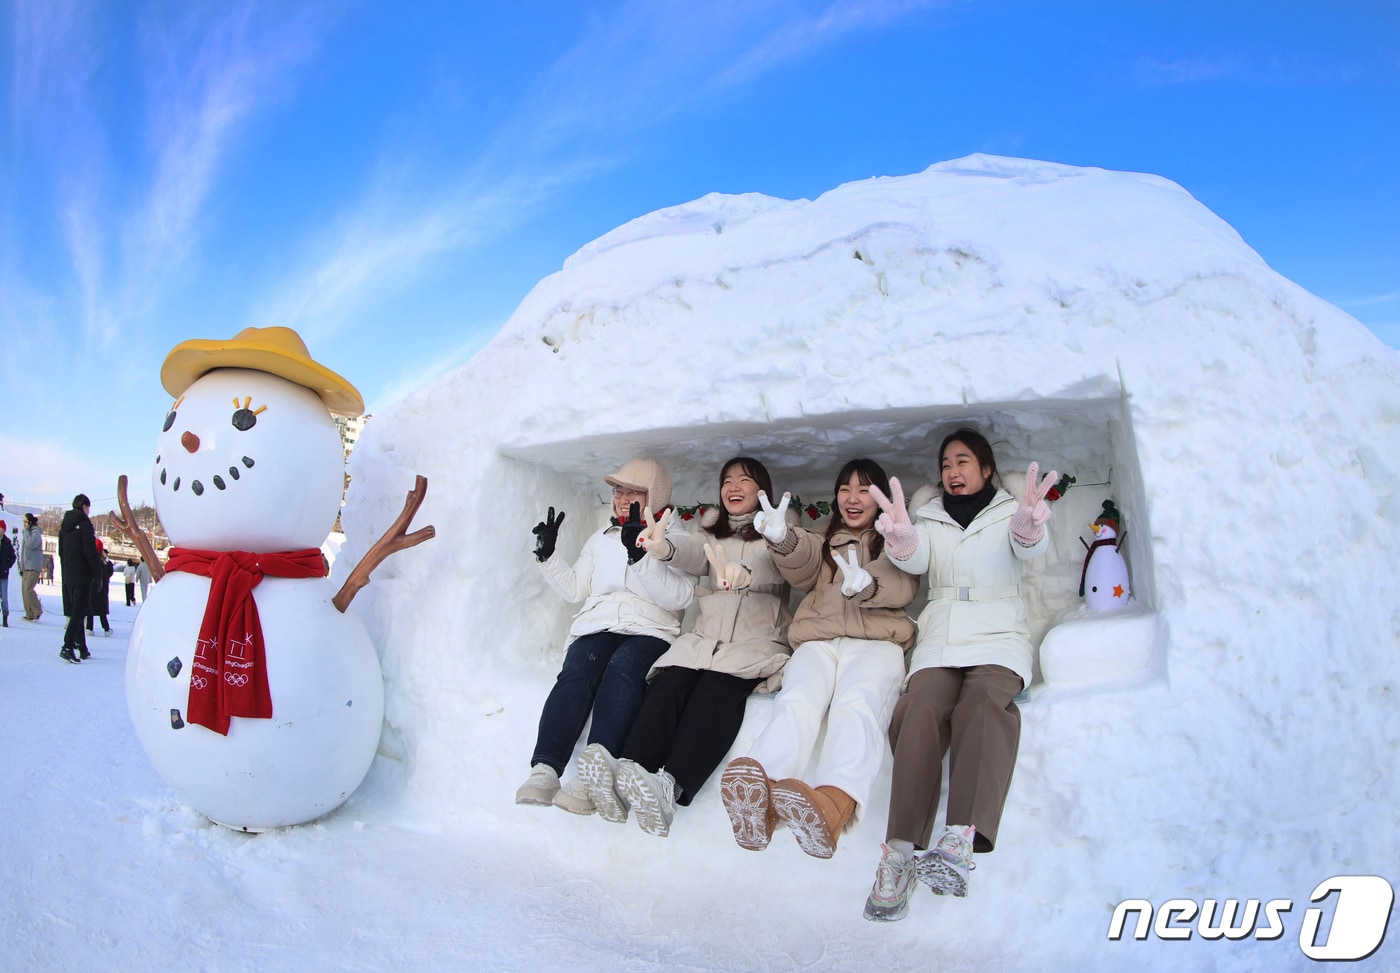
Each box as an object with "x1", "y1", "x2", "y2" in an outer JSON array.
[{"x1": 499, "y1": 392, "x2": 1163, "y2": 693}]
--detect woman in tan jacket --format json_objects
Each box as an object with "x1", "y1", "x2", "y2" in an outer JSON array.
[
  {"x1": 719, "y1": 458, "x2": 917, "y2": 860},
  {"x1": 581, "y1": 457, "x2": 794, "y2": 838}
]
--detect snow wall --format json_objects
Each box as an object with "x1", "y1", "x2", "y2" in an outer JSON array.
[{"x1": 338, "y1": 154, "x2": 1400, "y2": 961}]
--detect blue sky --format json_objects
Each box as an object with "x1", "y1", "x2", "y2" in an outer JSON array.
[{"x1": 3, "y1": 0, "x2": 1397, "y2": 508}]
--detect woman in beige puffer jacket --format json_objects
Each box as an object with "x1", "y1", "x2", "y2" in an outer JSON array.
[{"x1": 720, "y1": 458, "x2": 918, "y2": 861}]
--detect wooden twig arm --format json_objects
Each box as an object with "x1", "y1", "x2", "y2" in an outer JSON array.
[
  {"x1": 109, "y1": 475, "x2": 166, "y2": 582},
  {"x1": 332, "y1": 475, "x2": 436, "y2": 613}
]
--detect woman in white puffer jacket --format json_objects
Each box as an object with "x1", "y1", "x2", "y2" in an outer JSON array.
[
  {"x1": 861, "y1": 428, "x2": 1057, "y2": 922},
  {"x1": 514, "y1": 458, "x2": 695, "y2": 817}
]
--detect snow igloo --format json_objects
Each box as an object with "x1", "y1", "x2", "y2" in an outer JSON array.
[{"x1": 339, "y1": 155, "x2": 1399, "y2": 946}]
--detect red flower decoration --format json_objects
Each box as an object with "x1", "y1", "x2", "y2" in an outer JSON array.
[
  {"x1": 680, "y1": 511, "x2": 693, "y2": 521},
  {"x1": 1046, "y1": 488, "x2": 1061, "y2": 501},
  {"x1": 806, "y1": 506, "x2": 819, "y2": 520}
]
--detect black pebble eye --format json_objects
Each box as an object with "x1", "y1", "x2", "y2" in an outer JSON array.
[
  {"x1": 232, "y1": 408, "x2": 257, "y2": 431},
  {"x1": 163, "y1": 411, "x2": 177, "y2": 432}
]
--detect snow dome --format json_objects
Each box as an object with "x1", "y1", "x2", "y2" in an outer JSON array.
[{"x1": 337, "y1": 154, "x2": 1399, "y2": 964}]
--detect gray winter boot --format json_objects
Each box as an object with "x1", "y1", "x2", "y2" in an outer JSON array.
[
  {"x1": 577, "y1": 743, "x2": 629, "y2": 823},
  {"x1": 614, "y1": 760, "x2": 677, "y2": 837}
]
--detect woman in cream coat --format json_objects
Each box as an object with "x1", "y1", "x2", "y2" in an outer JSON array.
[
  {"x1": 583, "y1": 457, "x2": 793, "y2": 837},
  {"x1": 861, "y1": 428, "x2": 1057, "y2": 921}
]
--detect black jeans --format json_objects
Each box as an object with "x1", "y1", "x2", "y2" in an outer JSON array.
[
  {"x1": 530, "y1": 631, "x2": 669, "y2": 775},
  {"x1": 63, "y1": 582, "x2": 90, "y2": 652},
  {"x1": 621, "y1": 666, "x2": 760, "y2": 806}
]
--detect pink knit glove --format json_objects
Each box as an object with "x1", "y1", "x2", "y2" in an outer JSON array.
[
  {"x1": 870, "y1": 478, "x2": 917, "y2": 560},
  {"x1": 1008, "y1": 462, "x2": 1058, "y2": 546}
]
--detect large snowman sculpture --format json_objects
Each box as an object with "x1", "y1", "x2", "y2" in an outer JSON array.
[{"x1": 118, "y1": 327, "x2": 432, "y2": 832}]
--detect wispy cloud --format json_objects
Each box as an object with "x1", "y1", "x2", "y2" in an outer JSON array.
[
  {"x1": 713, "y1": 0, "x2": 948, "y2": 92},
  {"x1": 1339, "y1": 291, "x2": 1400, "y2": 309},
  {"x1": 9, "y1": 0, "x2": 107, "y2": 339},
  {"x1": 119, "y1": 3, "x2": 332, "y2": 322},
  {"x1": 0, "y1": 433, "x2": 113, "y2": 505},
  {"x1": 1133, "y1": 52, "x2": 1365, "y2": 88},
  {"x1": 9, "y1": 2, "x2": 335, "y2": 349},
  {"x1": 242, "y1": 1, "x2": 942, "y2": 353},
  {"x1": 246, "y1": 157, "x2": 607, "y2": 345},
  {"x1": 1134, "y1": 56, "x2": 1242, "y2": 87}
]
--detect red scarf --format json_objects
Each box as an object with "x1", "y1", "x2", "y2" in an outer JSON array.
[{"x1": 165, "y1": 547, "x2": 326, "y2": 735}]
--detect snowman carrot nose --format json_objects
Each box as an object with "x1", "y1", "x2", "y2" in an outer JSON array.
[{"x1": 181, "y1": 431, "x2": 200, "y2": 453}]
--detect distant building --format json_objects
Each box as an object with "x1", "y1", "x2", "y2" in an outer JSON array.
[{"x1": 334, "y1": 414, "x2": 370, "y2": 458}]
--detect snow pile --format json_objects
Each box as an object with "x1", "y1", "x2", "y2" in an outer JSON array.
[{"x1": 330, "y1": 154, "x2": 1399, "y2": 968}]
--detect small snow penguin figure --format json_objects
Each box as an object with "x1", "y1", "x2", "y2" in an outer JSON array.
[
  {"x1": 112, "y1": 327, "x2": 433, "y2": 831},
  {"x1": 1079, "y1": 500, "x2": 1130, "y2": 612}
]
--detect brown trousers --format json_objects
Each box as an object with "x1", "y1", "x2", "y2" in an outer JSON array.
[{"x1": 885, "y1": 664, "x2": 1021, "y2": 853}]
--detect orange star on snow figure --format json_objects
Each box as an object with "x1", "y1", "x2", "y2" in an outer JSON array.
[{"x1": 1113, "y1": 584, "x2": 1125, "y2": 599}]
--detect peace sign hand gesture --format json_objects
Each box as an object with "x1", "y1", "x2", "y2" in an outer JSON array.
[
  {"x1": 752, "y1": 491, "x2": 791, "y2": 545},
  {"x1": 869, "y1": 477, "x2": 917, "y2": 560},
  {"x1": 1008, "y1": 461, "x2": 1059, "y2": 546},
  {"x1": 834, "y1": 548, "x2": 873, "y2": 597},
  {"x1": 704, "y1": 542, "x2": 751, "y2": 592},
  {"x1": 636, "y1": 506, "x2": 674, "y2": 558}
]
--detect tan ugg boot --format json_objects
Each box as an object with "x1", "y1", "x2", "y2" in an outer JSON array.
[
  {"x1": 720, "y1": 757, "x2": 778, "y2": 851},
  {"x1": 771, "y1": 779, "x2": 856, "y2": 859}
]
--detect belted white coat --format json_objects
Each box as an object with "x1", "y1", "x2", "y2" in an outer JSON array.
[{"x1": 890, "y1": 488, "x2": 1047, "y2": 690}]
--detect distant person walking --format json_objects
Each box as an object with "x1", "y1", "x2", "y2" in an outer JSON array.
[
  {"x1": 59, "y1": 494, "x2": 102, "y2": 663},
  {"x1": 137, "y1": 557, "x2": 153, "y2": 602},
  {"x1": 123, "y1": 559, "x2": 137, "y2": 606},
  {"x1": 42, "y1": 553, "x2": 54, "y2": 585},
  {"x1": 86, "y1": 541, "x2": 114, "y2": 637},
  {"x1": 0, "y1": 521, "x2": 14, "y2": 626},
  {"x1": 20, "y1": 513, "x2": 44, "y2": 621}
]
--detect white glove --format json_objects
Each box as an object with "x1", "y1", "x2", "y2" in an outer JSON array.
[
  {"x1": 834, "y1": 549, "x2": 873, "y2": 597},
  {"x1": 752, "y1": 491, "x2": 791, "y2": 545},
  {"x1": 704, "y1": 542, "x2": 751, "y2": 592},
  {"x1": 637, "y1": 507, "x2": 674, "y2": 558}
]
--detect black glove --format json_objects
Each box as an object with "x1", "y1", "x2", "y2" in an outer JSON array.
[
  {"x1": 619, "y1": 501, "x2": 646, "y2": 564},
  {"x1": 533, "y1": 507, "x2": 565, "y2": 562}
]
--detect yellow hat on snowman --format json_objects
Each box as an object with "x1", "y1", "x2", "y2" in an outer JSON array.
[{"x1": 161, "y1": 326, "x2": 365, "y2": 417}]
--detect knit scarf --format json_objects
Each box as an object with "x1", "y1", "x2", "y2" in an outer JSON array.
[
  {"x1": 941, "y1": 480, "x2": 996, "y2": 530},
  {"x1": 165, "y1": 547, "x2": 327, "y2": 735}
]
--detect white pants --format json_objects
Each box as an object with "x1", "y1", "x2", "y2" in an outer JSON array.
[{"x1": 746, "y1": 637, "x2": 905, "y2": 824}]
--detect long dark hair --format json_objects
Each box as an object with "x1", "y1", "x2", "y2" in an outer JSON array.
[
  {"x1": 938, "y1": 428, "x2": 998, "y2": 490},
  {"x1": 822, "y1": 458, "x2": 889, "y2": 575},
  {"x1": 710, "y1": 456, "x2": 774, "y2": 540}
]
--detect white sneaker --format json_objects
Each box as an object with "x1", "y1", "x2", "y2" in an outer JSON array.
[
  {"x1": 552, "y1": 776, "x2": 596, "y2": 816},
  {"x1": 577, "y1": 743, "x2": 628, "y2": 823},
  {"x1": 515, "y1": 764, "x2": 560, "y2": 806},
  {"x1": 915, "y1": 825, "x2": 975, "y2": 897},
  {"x1": 614, "y1": 760, "x2": 676, "y2": 837},
  {"x1": 863, "y1": 844, "x2": 914, "y2": 922}
]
